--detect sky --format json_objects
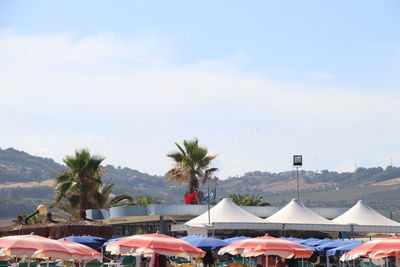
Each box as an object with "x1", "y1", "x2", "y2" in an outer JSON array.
[{"x1": 0, "y1": 0, "x2": 399, "y2": 178}]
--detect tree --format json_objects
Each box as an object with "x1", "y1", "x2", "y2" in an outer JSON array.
[
  {"x1": 55, "y1": 149, "x2": 133, "y2": 219},
  {"x1": 135, "y1": 196, "x2": 161, "y2": 205},
  {"x1": 166, "y1": 139, "x2": 218, "y2": 203},
  {"x1": 228, "y1": 194, "x2": 270, "y2": 206}
]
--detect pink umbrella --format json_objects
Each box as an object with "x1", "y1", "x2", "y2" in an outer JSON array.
[
  {"x1": 0, "y1": 235, "x2": 75, "y2": 260},
  {"x1": 56, "y1": 240, "x2": 102, "y2": 261},
  {"x1": 341, "y1": 236, "x2": 400, "y2": 262},
  {"x1": 218, "y1": 236, "x2": 313, "y2": 259},
  {"x1": 106, "y1": 233, "x2": 205, "y2": 258}
]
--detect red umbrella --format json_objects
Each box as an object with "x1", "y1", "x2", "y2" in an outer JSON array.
[
  {"x1": 341, "y1": 236, "x2": 400, "y2": 261},
  {"x1": 106, "y1": 233, "x2": 205, "y2": 258},
  {"x1": 218, "y1": 236, "x2": 313, "y2": 259},
  {"x1": 0, "y1": 235, "x2": 75, "y2": 260},
  {"x1": 57, "y1": 240, "x2": 102, "y2": 261}
]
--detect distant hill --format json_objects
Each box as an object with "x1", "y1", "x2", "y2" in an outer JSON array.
[
  {"x1": 0, "y1": 148, "x2": 64, "y2": 183},
  {"x1": 1, "y1": 147, "x2": 400, "y2": 222}
]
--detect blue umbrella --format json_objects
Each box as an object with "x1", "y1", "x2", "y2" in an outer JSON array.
[
  {"x1": 224, "y1": 236, "x2": 250, "y2": 244},
  {"x1": 58, "y1": 235, "x2": 107, "y2": 248},
  {"x1": 315, "y1": 240, "x2": 357, "y2": 255},
  {"x1": 301, "y1": 238, "x2": 333, "y2": 247},
  {"x1": 179, "y1": 235, "x2": 203, "y2": 242},
  {"x1": 326, "y1": 242, "x2": 363, "y2": 256},
  {"x1": 280, "y1": 238, "x2": 314, "y2": 250},
  {"x1": 187, "y1": 237, "x2": 229, "y2": 250}
]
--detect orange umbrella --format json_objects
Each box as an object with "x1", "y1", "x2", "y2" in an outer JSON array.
[
  {"x1": 218, "y1": 236, "x2": 313, "y2": 258},
  {"x1": 56, "y1": 240, "x2": 102, "y2": 261},
  {"x1": 106, "y1": 233, "x2": 205, "y2": 258},
  {"x1": 341, "y1": 236, "x2": 400, "y2": 261},
  {"x1": 0, "y1": 235, "x2": 75, "y2": 260}
]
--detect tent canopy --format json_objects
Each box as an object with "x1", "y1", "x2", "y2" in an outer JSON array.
[
  {"x1": 332, "y1": 200, "x2": 400, "y2": 226},
  {"x1": 185, "y1": 198, "x2": 265, "y2": 227},
  {"x1": 265, "y1": 199, "x2": 335, "y2": 224}
]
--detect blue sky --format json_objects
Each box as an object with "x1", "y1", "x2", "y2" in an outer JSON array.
[{"x1": 0, "y1": 1, "x2": 399, "y2": 178}]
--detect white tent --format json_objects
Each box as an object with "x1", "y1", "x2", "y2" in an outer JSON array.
[
  {"x1": 185, "y1": 198, "x2": 266, "y2": 227},
  {"x1": 332, "y1": 200, "x2": 400, "y2": 226},
  {"x1": 265, "y1": 199, "x2": 335, "y2": 224}
]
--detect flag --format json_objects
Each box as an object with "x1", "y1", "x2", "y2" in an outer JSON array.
[
  {"x1": 185, "y1": 192, "x2": 197, "y2": 204},
  {"x1": 202, "y1": 188, "x2": 216, "y2": 203}
]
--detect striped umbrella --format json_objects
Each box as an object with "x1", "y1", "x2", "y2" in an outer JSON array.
[
  {"x1": 218, "y1": 236, "x2": 313, "y2": 259},
  {"x1": 341, "y1": 236, "x2": 400, "y2": 262},
  {"x1": 57, "y1": 240, "x2": 102, "y2": 261},
  {"x1": 106, "y1": 233, "x2": 205, "y2": 258},
  {"x1": 0, "y1": 235, "x2": 75, "y2": 260},
  {"x1": 224, "y1": 236, "x2": 250, "y2": 244}
]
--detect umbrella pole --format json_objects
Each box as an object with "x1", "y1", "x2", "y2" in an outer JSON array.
[
  {"x1": 46, "y1": 259, "x2": 50, "y2": 267},
  {"x1": 396, "y1": 253, "x2": 399, "y2": 267},
  {"x1": 28, "y1": 257, "x2": 31, "y2": 267},
  {"x1": 136, "y1": 256, "x2": 141, "y2": 267},
  {"x1": 326, "y1": 255, "x2": 329, "y2": 267}
]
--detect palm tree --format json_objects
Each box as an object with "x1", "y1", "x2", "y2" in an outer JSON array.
[
  {"x1": 55, "y1": 149, "x2": 133, "y2": 218},
  {"x1": 166, "y1": 139, "x2": 218, "y2": 203},
  {"x1": 228, "y1": 194, "x2": 270, "y2": 206}
]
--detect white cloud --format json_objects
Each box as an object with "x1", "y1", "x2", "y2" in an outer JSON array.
[{"x1": 0, "y1": 31, "x2": 399, "y2": 178}]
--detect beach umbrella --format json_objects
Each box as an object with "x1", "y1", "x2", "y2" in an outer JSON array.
[
  {"x1": 315, "y1": 240, "x2": 358, "y2": 255},
  {"x1": 341, "y1": 236, "x2": 400, "y2": 262},
  {"x1": 187, "y1": 237, "x2": 229, "y2": 250},
  {"x1": 281, "y1": 237, "x2": 302, "y2": 242},
  {"x1": 57, "y1": 240, "x2": 102, "y2": 261},
  {"x1": 179, "y1": 235, "x2": 203, "y2": 242},
  {"x1": 224, "y1": 236, "x2": 250, "y2": 244},
  {"x1": 106, "y1": 233, "x2": 205, "y2": 258},
  {"x1": 103, "y1": 237, "x2": 126, "y2": 247},
  {"x1": 218, "y1": 236, "x2": 313, "y2": 259},
  {"x1": 326, "y1": 242, "x2": 363, "y2": 256},
  {"x1": 0, "y1": 234, "x2": 75, "y2": 260},
  {"x1": 58, "y1": 235, "x2": 106, "y2": 248},
  {"x1": 301, "y1": 238, "x2": 332, "y2": 247}
]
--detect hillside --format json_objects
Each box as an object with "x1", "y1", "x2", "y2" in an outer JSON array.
[{"x1": 1, "y1": 147, "x2": 400, "y2": 222}]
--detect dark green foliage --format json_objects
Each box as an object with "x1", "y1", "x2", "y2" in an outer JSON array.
[
  {"x1": 0, "y1": 187, "x2": 54, "y2": 219},
  {"x1": 228, "y1": 194, "x2": 270, "y2": 206}
]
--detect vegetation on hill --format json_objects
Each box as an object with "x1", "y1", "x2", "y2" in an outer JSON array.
[
  {"x1": 1, "y1": 147, "x2": 400, "y2": 221},
  {"x1": 0, "y1": 148, "x2": 64, "y2": 183}
]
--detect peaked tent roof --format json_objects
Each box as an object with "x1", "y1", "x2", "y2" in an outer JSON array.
[
  {"x1": 264, "y1": 199, "x2": 335, "y2": 224},
  {"x1": 185, "y1": 198, "x2": 265, "y2": 227},
  {"x1": 332, "y1": 200, "x2": 400, "y2": 226}
]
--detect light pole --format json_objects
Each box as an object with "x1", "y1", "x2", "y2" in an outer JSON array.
[{"x1": 293, "y1": 155, "x2": 302, "y2": 201}]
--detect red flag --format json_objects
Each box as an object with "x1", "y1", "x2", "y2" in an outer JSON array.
[{"x1": 185, "y1": 192, "x2": 196, "y2": 204}]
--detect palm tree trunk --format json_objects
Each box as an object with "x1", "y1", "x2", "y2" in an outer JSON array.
[{"x1": 188, "y1": 175, "x2": 201, "y2": 204}]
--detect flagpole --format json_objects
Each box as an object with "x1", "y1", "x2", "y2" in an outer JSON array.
[{"x1": 207, "y1": 176, "x2": 210, "y2": 228}]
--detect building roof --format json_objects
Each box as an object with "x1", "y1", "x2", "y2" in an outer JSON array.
[
  {"x1": 332, "y1": 200, "x2": 400, "y2": 226},
  {"x1": 264, "y1": 199, "x2": 335, "y2": 224},
  {"x1": 185, "y1": 198, "x2": 265, "y2": 227}
]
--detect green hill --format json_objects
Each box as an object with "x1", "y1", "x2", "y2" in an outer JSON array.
[{"x1": 1, "y1": 147, "x2": 400, "y2": 222}]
